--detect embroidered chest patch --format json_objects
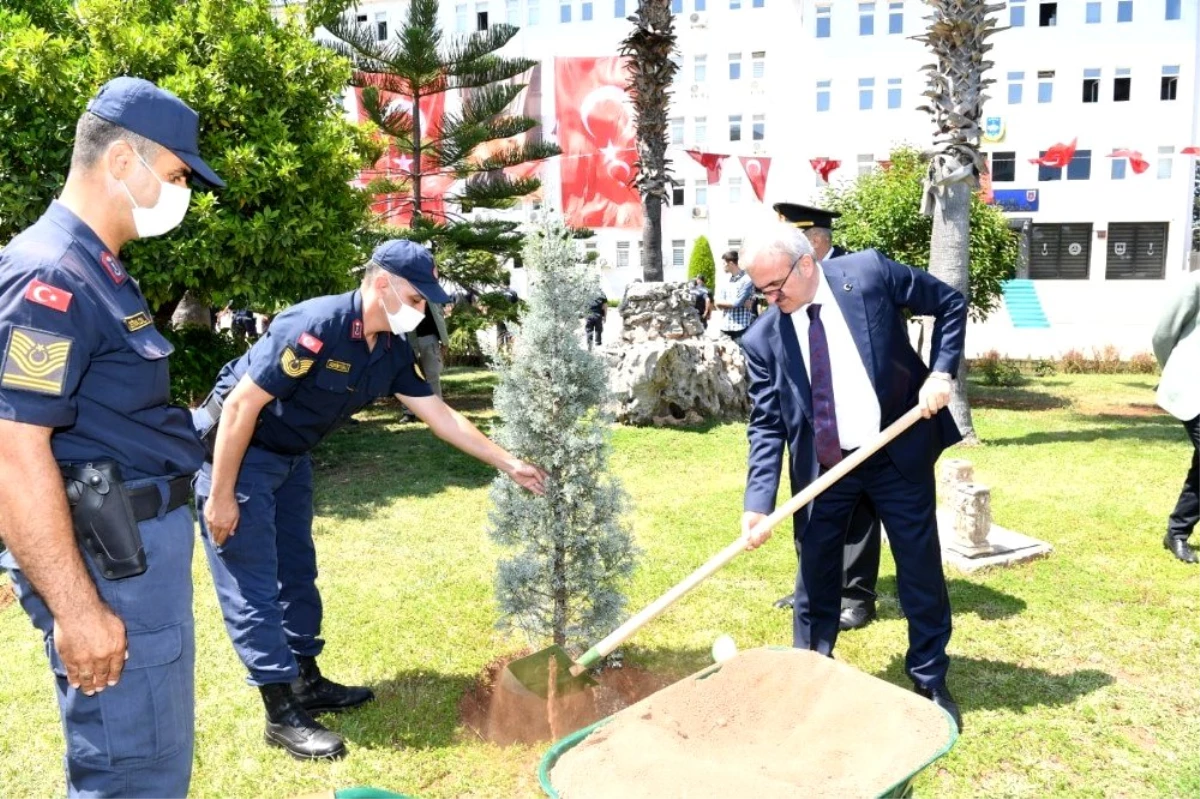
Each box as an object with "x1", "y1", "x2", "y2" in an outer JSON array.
[
  {"x1": 326, "y1": 359, "x2": 351, "y2": 374},
  {"x1": 123, "y1": 311, "x2": 153, "y2": 332}
]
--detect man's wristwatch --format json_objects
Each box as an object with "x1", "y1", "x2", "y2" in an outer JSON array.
[{"x1": 929, "y1": 371, "x2": 953, "y2": 381}]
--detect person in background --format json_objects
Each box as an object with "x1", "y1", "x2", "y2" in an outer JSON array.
[
  {"x1": 716, "y1": 250, "x2": 755, "y2": 343},
  {"x1": 585, "y1": 289, "x2": 608, "y2": 350}
]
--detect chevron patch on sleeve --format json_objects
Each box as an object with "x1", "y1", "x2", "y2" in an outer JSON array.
[{"x1": 1, "y1": 326, "x2": 72, "y2": 396}]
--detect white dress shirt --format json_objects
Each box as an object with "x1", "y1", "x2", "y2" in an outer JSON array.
[{"x1": 788, "y1": 270, "x2": 882, "y2": 450}]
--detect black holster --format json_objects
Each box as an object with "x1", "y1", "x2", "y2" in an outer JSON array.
[
  {"x1": 196, "y1": 388, "x2": 225, "y2": 459},
  {"x1": 62, "y1": 461, "x2": 147, "y2": 580}
]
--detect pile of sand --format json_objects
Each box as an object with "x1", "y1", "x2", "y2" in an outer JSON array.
[{"x1": 550, "y1": 648, "x2": 953, "y2": 799}]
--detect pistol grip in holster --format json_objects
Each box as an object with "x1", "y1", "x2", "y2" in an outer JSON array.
[{"x1": 62, "y1": 461, "x2": 147, "y2": 580}]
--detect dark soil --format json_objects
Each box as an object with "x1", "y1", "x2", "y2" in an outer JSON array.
[{"x1": 459, "y1": 651, "x2": 673, "y2": 746}]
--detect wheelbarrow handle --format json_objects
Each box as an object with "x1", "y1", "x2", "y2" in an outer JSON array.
[{"x1": 576, "y1": 405, "x2": 927, "y2": 670}]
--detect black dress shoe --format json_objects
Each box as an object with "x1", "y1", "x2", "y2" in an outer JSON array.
[
  {"x1": 1163, "y1": 535, "x2": 1198, "y2": 564},
  {"x1": 839, "y1": 605, "x2": 876, "y2": 631},
  {"x1": 773, "y1": 593, "x2": 795, "y2": 609},
  {"x1": 292, "y1": 655, "x2": 375, "y2": 714},
  {"x1": 914, "y1": 684, "x2": 963, "y2": 733},
  {"x1": 259, "y1": 683, "x2": 347, "y2": 760}
]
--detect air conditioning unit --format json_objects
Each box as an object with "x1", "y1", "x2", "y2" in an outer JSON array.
[
  {"x1": 689, "y1": 12, "x2": 708, "y2": 27},
  {"x1": 752, "y1": 142, "x2": 765, "y2": 154},
  {"x1": 750, "y1": 80, "x2": 763, "y2": 94},
  {"x1": 692, "y1": 206, "x2": 709, "y2": 219}
]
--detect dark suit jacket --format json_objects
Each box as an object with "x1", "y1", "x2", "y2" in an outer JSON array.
[{"x1": 742, "y1": 249, "x2": 966, "y2": 520}]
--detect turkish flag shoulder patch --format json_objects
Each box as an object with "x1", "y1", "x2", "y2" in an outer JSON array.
[
  {"x1": 298, "y1": 332, "x2": 323, "y2": 354},
  {"x1": 24, "y1": 279, "x2": 73, "y2": 313}
]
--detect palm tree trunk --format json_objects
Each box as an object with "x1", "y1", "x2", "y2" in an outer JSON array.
[
  {"x1": 642, "y1": 195, "x2": 664, "y2": 281},
  {"x1": 928, "y1": 179, "x2": 976, "y2": 444}
]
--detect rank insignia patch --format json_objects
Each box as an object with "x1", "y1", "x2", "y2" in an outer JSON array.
[
  {"x1": 326, "y1": 359, "x2": 351, "y2": 374},
  {"x1": 99, "y1": 252, "x2": 127, "y2": 285},
  {"x1": 280, "y1": 346, "x2": 314, "y2": 378},
  {"x1": 123, "y1": 311, "x2": 153, "y2": 332},
  {"x1": 350, "y1": 320, "x2": 363, "y2": 340},
  {"x1": 1, "y1": 327, "x2": 72, "y2": 396}
]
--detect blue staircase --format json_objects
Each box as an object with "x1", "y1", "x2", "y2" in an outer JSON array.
[{"x1": 1001, "y1": 279, "x2": 1050, "y2": 329}]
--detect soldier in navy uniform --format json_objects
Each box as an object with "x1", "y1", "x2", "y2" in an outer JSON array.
[
  {"x1": 0, "y1": 77, "x2": 224, "y2": 798},
  {"x1": 768, "y1": 203, "x2": 883, "y2": 633},
  {"x1": 192, "y1": 240, "x2": 547, "y2": 761}
]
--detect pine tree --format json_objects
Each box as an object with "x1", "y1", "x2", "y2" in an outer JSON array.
[
  {"x1": 488, "y1": 218, "x2": 638, "y2": 650},
  {"x1": 323, "y1": 0, "x2": 560, "y2": 281}
]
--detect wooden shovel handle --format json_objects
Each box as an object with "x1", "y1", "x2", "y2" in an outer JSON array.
[{"x1": 578, "y1": 405, "x2": 926, "y2": 668}]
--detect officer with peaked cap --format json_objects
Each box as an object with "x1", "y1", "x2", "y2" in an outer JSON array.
[
  {"x1": 192, "y1": 240, "x2": 548, "y2": 760},
  {"x1": 0, "y1": 76, "x2": 223, "y2": 797},
  {"x1": 769, "y1": 202, "x2": 883, "y2": 633}
]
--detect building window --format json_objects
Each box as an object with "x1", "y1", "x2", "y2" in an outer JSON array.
[
  {"x1": 817, "y1": 79, "x2": 831, "y2": 112},
  {"x1": 1114, "y1": 68, "x2": 1131, "y2": 101},
  {"x1": 1167, "y1": 0, "x2": 1182, "y2": 20},
  {"x1": 816, "y1": 4, "x2": 831, "y2": 37},
  {"x1": 672, "y1": 240, "x2": 686, "y2": 269},
  {"x1": 1085, "y1": 1, "x2": 1100, "y2": 23},
  {"x1": 1082, "y1": 68, "x2": 1100, "y2": 103},
  {"x1": 694, "y1": 116, "x2": 707, "y2": 143},
  {"x1": 1037, "y1": 70, "x2": 1054, "y2": 103},
  {"x1": 1037, "y1": 151, "x2": 1062, "y2": 182},
  {"x1": 753, "y1": 0, "x2": 764, "y2": 7},
  {"x1": 669, "y1": 53, "x2": 683, "y2": 81},
  {"x1": 669, "y1": 117, "x2": 684, "y2": 144},
  {"x1": 582, "y1": 0, "x2": 594, "y2": 20},
  {"x1": 1039, "y1": 2, "x2": 1056, "y2": 26},
  {"x1": 727, "y1": 238, "x2": 743, "y2": 251},
  {"x1": 1117, "y1": 0, "x2": 1132, "y2": 22},
  {"x1": 560, "y1": 1, "x2": 571, "y2": 22},
  {"x1": 888, "y1": 1, "x2": 903, "y2": 33},
  {"x1": 694, "y1": 54, "x2": 707, "y2": 82},
  {"x1": 857, "y1": 152, "x2": 874, "y2": 176},
  {"x1": 1106, "y1": 223, "x2": 1167, "y2": 279},
  {"x1": 859, "y1": 77, "x2": 875, "y2": 110},
  {"x1": 729, "y1": 52, "x2": 742, "y2": 80},
  {"x1": 616, "y1": 241, "x2": 630, "y2": 269},
  {"x1": 1162, "y1": 65, "x2": 1179, "y2": 100},
  {"x1": 752, "y1": 51, "x2": 766, "y2": 80},
  {"x1": 477, "y1": 10, "x2": 489, "y2": 30},
  {"x1": 672, "y1": 185, "x2": 685, "y2": 205},
  {"x1": 887, "y1": 77, "x2": 902, "y2": 109},
  {"x1": 729, "y1": 114, "x2": 742, "y2": 141},
  {"x1": 1157, "y1": 146, "x2": 1173, "y2": 179},
  {"x1": 695, "y1": 179, "x2": 708, "y2": 205},
  {"x1": 730, "y1": 0, "x2": 741, "y2": 9},
  {"x1": 860, "y1": 2, "x2": 875, "y2": 35},
  {"x1": 1030, "y1": 224, "x2": 1092, "y2": 280},
  {"x1": 375, "y1": 12, "x2": 388, "y2": 40},
  {"x1": 1008, "y1": 71, "x2": 1024, "y2": 104},
  {"x1": 729, "y1": 176, "x2": 743, "y2": 204},
  {"x1": 507, "y1": 0, "x2": 520, "y2": 24},
  {"x1": 752, "y1": 113, "x2": 765, "y2": 140},
  {"x1": 696, "y1": 0, "x2": 707, "y2": 9},
  {"x1": 615, "y1": 0, "x2": 625, "y2": 15},
  {"x1": 456, "y1": 3, "x2": 468, "y2": 31},
  {"x1": 991, "y1": 151, "x2": 1016, "y2": 182},
  {"x1": 1067, "y1": 149, "x2": 1091, "y2": 180},
  {"x1": 1010, "y1": 0, "x2": 1026, "y2": 26},
  {"x1": 1111, "y1": 156, "x2": 1127, "y2": 180}
]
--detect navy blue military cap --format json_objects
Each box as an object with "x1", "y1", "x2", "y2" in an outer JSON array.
[
  {"x1": 773, "y1": 202, "x2": 840, "y2": 230},
  {"x1": 87, "y1": 76, "x2": 225, "y2": 189},
  {"x1": 371, "y1": 240, "x2": 452, "y2": 304}
]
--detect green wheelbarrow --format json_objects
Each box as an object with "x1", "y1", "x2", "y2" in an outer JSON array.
[{"x1": 537, "y1": 648, "x2": 959, "y2": 799}]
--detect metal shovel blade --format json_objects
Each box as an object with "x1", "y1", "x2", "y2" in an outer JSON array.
[{"x1": 502, "y1": 645, "x2": 599, "y2": 699}]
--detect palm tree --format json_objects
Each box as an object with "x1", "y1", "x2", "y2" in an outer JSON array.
[
  {"x1": 913, "y1": 0, "x2": 1005, "y2": 445},
  {"x1": 619, "y1": 0, "x2": 678, "y2": 282}
]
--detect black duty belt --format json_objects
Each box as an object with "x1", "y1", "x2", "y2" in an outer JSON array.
[{"x1": 127, "y1": 476, "x2": 193, "y2": 522}]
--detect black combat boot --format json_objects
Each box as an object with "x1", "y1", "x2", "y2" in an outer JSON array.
[
  {"x1": 291, "y1": 655, "x2": 375, "y2": 714},
  {"x1": 259, "y1": 682, "x2": 347, "y2": 760}
]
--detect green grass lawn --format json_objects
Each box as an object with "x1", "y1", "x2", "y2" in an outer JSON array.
[{"x1": 1, "y1": 371, "x2": 1197, "y2": 798}]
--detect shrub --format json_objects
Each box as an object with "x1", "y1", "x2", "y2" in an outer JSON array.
[
  {"x1": 687, "y1": 235, "x2": 716, "y2": 293},
  {"x1": 974, "y1": 350, "x2": 1024, "y2": 387},
  {"x1": 1091, "y1": 344, "x2": 1122, "y2": 375},
  {"x1": 1128, "y1": 351, "x2": 1159, "y2": 374},
  {"x1": 1033, "y1": 359, "x2": 1057, "y2": 377},
  {"x1": 1060, "y1": 348, "x2": 1090, "y2": 374},
  {"x1": 162, "y1": 326, "x2": 247, "y2": 407}
]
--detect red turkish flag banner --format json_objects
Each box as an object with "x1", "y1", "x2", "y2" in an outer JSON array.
[
  {"x1": 471, "y1": 64, "x2": 548, "y2": 202},
  {"x1": 739, "y1": 156, "x2": 771, "y2": 202},
  {"x1": 1029, "y1": 138, "x2": 1077, "y2": 168},
  {"x1": 1181, "y1": 146, "x2": 1200, "y2": 155},
  {"x1": 555, "y1": 57, "x2": 642, "y2": 229},
  {"x1": 1107, "y1": 149, "x2": 1150, "y2": 174},
  {"x1": 685, "y1": 150, "x2": 729, "y2": 184},
  {"x1": 354, "y1": 85, "x2": 449, "y2": 225},
  {"x1": 809, "y1": 157, "x2": 840, "y2": 183}
]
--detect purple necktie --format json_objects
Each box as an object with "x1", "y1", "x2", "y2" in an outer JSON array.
[{"x1": 807, "y1": 304, "x2": 843, "y2": 469}]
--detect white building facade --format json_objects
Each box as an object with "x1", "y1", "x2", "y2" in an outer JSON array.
[{"x1": 330, "y1": 0, "x2": 1200, "y2": 357}]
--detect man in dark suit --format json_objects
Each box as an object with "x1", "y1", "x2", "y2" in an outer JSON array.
[
  {"x1": 769, "y1": 203, "x2": 882, "y2": 632},
  {"x1": 738, "y1": 220, "x2": 966, "y2": 731}
]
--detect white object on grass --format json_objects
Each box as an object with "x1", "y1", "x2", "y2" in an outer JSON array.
[{"x1": 711, "y1": 634, "x2": 738, "y2": 664}]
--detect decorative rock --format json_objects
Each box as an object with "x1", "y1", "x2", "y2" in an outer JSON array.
[
  {"x1": 951, "y1": 482, "x2": 994, "y2": 557},
  {"x1": 606, "y1": 281, "x2": 748, "y2": 426},
  {"x1": 939, "y1": 458, "x2": 974, "y2": 499}
]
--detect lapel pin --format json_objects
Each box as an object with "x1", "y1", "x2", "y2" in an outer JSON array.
[{"x1": 843, "y1": 282, "x2": 853, "y2": 292}]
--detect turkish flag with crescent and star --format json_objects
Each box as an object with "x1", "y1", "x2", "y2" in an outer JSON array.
[
  {"x1": 24, "y1": 279, "x2": 72, "y2": 312},
  {"x1": 685, "y1": 150, "x2": 729, "y2": 184},
  {"x1": 353, "y1": 83, "x2": 450, "y2": 225},
  {"x1": 555, "y1": 57, "x2": 643, "y2": 229},
  {"x1": 739, "y1": 156, "x2": 771, "y2": 202},
  {"x1": 810, "y1": 158, "x2": 841, "y2": 183},
  {"x1": 470, "y1": 64, "x2": 548, "y2": 202},
  {"x1": 1029, "y1": 138, "x2": 1078, "y2": 168},
  {"x1": 1107, "y1": 149, "x2": 1150, "y2": 174}
]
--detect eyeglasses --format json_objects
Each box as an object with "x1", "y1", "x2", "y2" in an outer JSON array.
[{"x1": 754, "y1": 254, "x2": 802, "y2": 299}]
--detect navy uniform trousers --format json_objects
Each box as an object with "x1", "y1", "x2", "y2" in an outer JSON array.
[
  {"x1": 1, "y1": 493, "x2": 194, "y2": 798},
  {"x1": 195, "y1": 445, "x2": 322, "y2": 686}
]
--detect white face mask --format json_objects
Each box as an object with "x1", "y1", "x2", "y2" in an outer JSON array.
[
  {"x1": 120, "y1": 151, "x2": 191, "y2": 238},
  {"x1": 385, "y1": 282, "x2": 426, "y2": 335}
]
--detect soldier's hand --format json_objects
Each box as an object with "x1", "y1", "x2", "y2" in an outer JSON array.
[
  {"x1": 54, "y1": 607, "x2": 127, "y2": 696},
  {"x1": 741, "y1": 511, "x2": 771, "y2": 550},
  {"x1": 506, "y1": 460, "x2": 548, "y2": 496},
  {"x1": 205, "y1": 491, "x2": 241, "y2": 546}
]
